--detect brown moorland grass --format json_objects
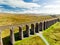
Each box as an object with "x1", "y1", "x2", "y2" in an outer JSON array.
[
  {"x1": 0, "y1": 14, "x2": 53, "y2": 38},
  {"x1": 0, "y1": 13, "x2": 53, "y2": 26}
]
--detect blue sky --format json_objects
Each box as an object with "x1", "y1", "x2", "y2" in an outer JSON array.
[{"x1": 0, "y1": 0, "x2": 60, "y2": 14}]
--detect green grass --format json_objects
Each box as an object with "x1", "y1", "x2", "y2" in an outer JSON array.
[
  {"x1": 14, "y1": 35, "x2": 46, "y2": 45},
  {"x1": 43, "y1": 22, "x2": 60, "y2": 45}
]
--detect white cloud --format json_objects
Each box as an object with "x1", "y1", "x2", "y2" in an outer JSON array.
[
  {"x1": 0, "y1": 0, "x2": 41, "y2": 14},
  {"x1": 40, "y1": 0, "x2": 60, "y2": 14},
  {"x1": 54, "y1": 0, "x2": 60, "y2": 3},
  {"x1": 0, "y1": 0, "x2": 41, "y2": 8},
  {"x1": 1, "y1": 0, "x2": 60, "y2": 14},
  {"x1": 44, "y1": 5, "x2": 60, "y2": 8},
  {"x1": 42, "y1": 9, "x2": 60, "y2": 14}
]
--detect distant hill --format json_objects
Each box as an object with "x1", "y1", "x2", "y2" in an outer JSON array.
[{"x1": 0, "y1": 13, "x2": 54, "y2": 26}]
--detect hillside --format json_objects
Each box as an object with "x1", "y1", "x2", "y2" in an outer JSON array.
[
  {"x1": 43, "y1": 22, "x2": 60, "y2": 45},
  {"x1": 0, "y1": 13, "x2": 53, "y2": 26},
  {"x1": 0, "y1": 13, "x2": 55, "y2": 45},
  {"x1": 0, "y1": 13, "x2": 54, "y2": 38}
]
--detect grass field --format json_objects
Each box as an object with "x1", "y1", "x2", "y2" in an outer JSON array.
[
  {"x1": 14, "y1": 35, "x2": 46, "y2": 45},
  {"x1": 43, "y1": 22, "x2": 60, "y2": 45}
]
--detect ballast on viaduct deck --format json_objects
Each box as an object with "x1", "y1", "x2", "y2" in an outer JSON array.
[{"x1": 0, "y1": 18, "x2": 60, "y2": 45}]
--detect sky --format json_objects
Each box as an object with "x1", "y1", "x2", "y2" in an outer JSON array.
[{"x1": 0, "y1": 0, "x2": 60, "y2": 14}]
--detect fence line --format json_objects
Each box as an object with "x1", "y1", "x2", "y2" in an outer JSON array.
[{"x1": 0, "y1": 18, "x2": 60, "y2": 45}]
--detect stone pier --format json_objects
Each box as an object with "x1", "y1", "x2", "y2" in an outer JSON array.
[
  {"x1": 19, "y1": 26, "x2": 23, "y2": 40},
  {"x1": 30, "y1": 24, "x2": 35, "y2": 35},
  {"x1": 10, "y1": 27, "x2": 15, "y2": 45},
  {"x1": 58, "y1": 18, "x2": 60, "y2": 22},
  {"x1": 48, "y1": 21, "x2": 50, "y2": 27},
  {"x1": 0, "y1": 30, "x2": 3, "y2": 45},
  {"x1": 39, "y1": 22, "x2": 43, "y2": 31},
  {"x1": 46, "y1": 21, "x2": 49, "y2": 29},
  {"x1": 35, "y1": 23, "x2": 39, "y2": 33},
  {"x1": 25, "y1": 25, "x2": 30, "y2": 37},
  {"x1": 44, "y1": 21, "x2": 47, "y2": 30}
]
